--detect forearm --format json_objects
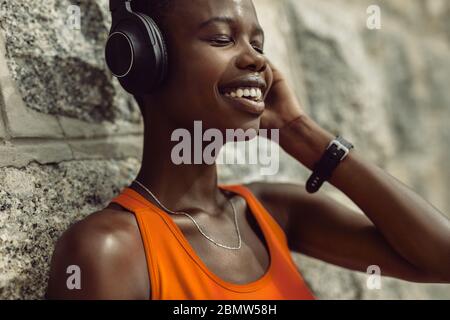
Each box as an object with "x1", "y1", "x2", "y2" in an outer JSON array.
[{"x1": 279, "y1": 115, "x2": 450, "y2": 278}]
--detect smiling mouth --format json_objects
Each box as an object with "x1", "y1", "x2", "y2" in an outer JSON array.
[
  {"x1": 222, "y1": 87, "x2": 264, "y2": 102},
  {"x1": 218, "y1": 87, "x2": 265, "y2": 116}
]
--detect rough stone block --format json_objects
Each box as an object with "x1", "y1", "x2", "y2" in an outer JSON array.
[
  {"x1": 0, "y1": 32, "x2": 64, "y2": 139},
  {"x1": 68, "y1": 135, "x2": 143, "y2": 160},
  {"x1": 0, "y1": 0, "x2": 141, "y2": 124},
  {"x1": 58, "y1": 116, "x2": 144, "y2": 139},
  {"x1": 0, "y1": 141, "x2": 73, "y2": 168},
  {"x1": 0, "y1": 158, "x2": 141, "y2": 299}
]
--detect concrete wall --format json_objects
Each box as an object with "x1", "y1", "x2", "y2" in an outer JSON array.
[{"x1": 0, "y1": 0, "x2": 449, "y2": 299}]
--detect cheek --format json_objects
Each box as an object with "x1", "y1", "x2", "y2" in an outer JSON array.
[
  {"x1": 186, "y1": 50, "x2": 229, "y2": 92},
  {"x1": 167, "y1": 35, "x2": 231, "y2": 93},
  {"x1": 171, "y1": 49, "x2": 230, "y2": 106},
  {"x1": 161, "y1": 55, "x2": 226, "y2": 124}
]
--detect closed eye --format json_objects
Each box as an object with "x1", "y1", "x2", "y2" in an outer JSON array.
[
  {"x1": 210, "y1": 35, "x2": 234, "y2": 46},
  {"x1": 209, "y1": 35, "x2": 265, "y2": 54},
  {"x1": 252, "y1": 43, "x2": 264, "y2": 54}
]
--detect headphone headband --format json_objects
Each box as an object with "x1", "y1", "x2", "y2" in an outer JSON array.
[{"x1": 109, "y1": 0, "x2": 128, "y2": 12}]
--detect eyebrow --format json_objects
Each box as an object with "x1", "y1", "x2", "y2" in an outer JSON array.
[{"x1": 198, "y1": 16, "x2": 265, "y2": 38}]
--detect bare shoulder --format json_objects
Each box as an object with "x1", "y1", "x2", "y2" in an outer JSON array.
[
  {"x1": 46, "y1": 206, "x2": 149, "y2": 300},
  {"x1": 243, "y1": 181, "x2": 311, "y2": 235}
]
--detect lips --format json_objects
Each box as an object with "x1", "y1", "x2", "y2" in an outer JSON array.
[
  {"x1": 218, "y1": 76, "x2": 267, "y2": 116},
  {"x1": 219, "y1": 76, "x2": 267, "y2": 95},
  {"x1": 221, "y1": 93, "x2": 265, "y2": 115}
]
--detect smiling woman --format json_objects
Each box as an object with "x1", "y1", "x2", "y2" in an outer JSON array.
[{"x1": 45, "y1": 0, "x2": 450, "y2": 300}]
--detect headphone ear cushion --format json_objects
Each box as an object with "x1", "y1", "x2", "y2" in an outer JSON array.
[{"x1": 134, "y1": 12, "x2": 168, "y2": 84}]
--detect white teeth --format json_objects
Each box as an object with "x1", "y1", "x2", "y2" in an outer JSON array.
[{"x1": 224, "y1": 87, "x2": 263, "y2": 101}]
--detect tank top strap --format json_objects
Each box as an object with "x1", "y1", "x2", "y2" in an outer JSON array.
[{"x1": 109, "y1": 188, "x2": 150, "y2": 214}]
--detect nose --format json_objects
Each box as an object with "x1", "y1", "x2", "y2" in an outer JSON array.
[{"x1": 235, "y1": 45, "x2": 267, "y2": 73}]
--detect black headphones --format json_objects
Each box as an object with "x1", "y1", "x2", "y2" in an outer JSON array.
[{"x1": 105, "y1": 0, "x2": 168, "y2": 95}]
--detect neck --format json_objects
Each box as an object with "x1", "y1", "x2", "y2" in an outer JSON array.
[{"x1": 134, "y1": 110, "x2": 226, "y2": 215}]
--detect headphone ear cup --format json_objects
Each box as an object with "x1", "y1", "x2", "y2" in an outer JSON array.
[
  {"x1": 135, "y1": 12, "x2": 168, "y2": 86},
  {"x1": 105, "y1": 12, "x2": 168, "y2": 95}
]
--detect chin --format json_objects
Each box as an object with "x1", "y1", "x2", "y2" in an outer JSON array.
[{"x1": 220, "y1": 116, "x2": 261, "y2": 143}]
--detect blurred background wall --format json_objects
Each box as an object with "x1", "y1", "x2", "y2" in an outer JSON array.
[{"x1": 0, "y1": 0, "x2": 449, "y2": 299}]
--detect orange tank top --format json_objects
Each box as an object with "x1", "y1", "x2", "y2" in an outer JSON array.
[{"x1": 110, "y1": 184, "x2": 315, "y2": 300}]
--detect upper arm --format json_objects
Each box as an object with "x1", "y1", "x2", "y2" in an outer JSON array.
[
  {"x1": 253, "y1": 181, "x2": 447, "y2": 283},
  {"x1": 46, "y1": 211, "x2": 149, "y2": 299}
]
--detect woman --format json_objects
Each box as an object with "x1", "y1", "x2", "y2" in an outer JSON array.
[{"x1": 46, "y1": 0, "x2": 450, "y2": 299}]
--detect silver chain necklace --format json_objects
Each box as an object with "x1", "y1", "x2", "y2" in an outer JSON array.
[{"x1": 133, "y1": 180, "x2": 242, "y2": 250}]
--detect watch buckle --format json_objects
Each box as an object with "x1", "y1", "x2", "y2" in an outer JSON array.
[{"x1": 327, "y1": 139, "x2": 350, "y2": 161}]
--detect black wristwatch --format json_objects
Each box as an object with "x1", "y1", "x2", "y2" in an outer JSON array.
[{"x1": 306, "y1": 135, "x2": 354, "y2": 193}]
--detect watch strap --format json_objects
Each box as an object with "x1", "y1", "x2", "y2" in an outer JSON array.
[{"x1": 306, "y1": 135, "x2": 354, "y2": 193}]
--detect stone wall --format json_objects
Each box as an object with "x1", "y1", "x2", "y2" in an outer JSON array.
[{"x1": 0, "y1": 0, "x2": 449, "y2": 299}]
